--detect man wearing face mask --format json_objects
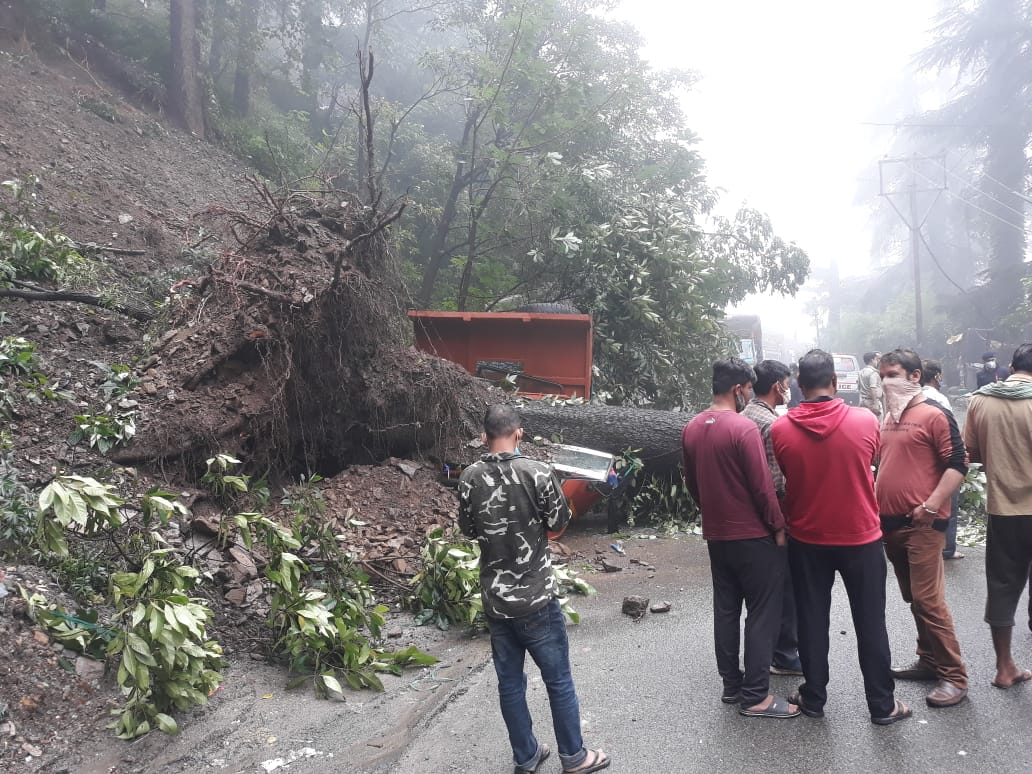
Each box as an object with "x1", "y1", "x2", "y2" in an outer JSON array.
[
  {"x1": 742, "y1": 359, "x2": 802, "y2": 676},
  {"x1": 876, "y1": 348, "x2": 970, "y2": 708},
  {"x1": 976, "y1": 352, "x2": 1009, "y2": 388},
  {"x1": 682, "y1": 358, "x2": 797, "y2": 718}
]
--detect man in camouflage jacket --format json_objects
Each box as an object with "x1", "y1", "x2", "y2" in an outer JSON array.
[{"x1": 458, "y1": 404, "x2": 610, "y2": 774}]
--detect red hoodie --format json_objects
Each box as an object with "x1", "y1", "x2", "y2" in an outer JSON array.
[{"x1": 770, "y1": 397, "x2": 882, "y2": 546}]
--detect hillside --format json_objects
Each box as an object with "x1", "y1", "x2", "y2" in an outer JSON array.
[{"x1": 0, "y1": 19, "x2": 492, "y2": 772}]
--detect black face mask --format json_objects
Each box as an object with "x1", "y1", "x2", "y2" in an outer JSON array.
[{"x1": 734, "y1": 389, "x2": 748, "y2": 413}]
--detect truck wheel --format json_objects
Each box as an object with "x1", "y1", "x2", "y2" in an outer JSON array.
[{"x1": 513, "y1": 303, "x2": 581, "y2": 314}]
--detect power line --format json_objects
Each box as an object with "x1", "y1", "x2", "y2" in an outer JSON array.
[
  {"x1": 926, "y1": 156, "x2": 1028, "y2": 220},
  {"x1": 911, "y1": 166, "x2": 1028, "y2": 238},
  {"x1": 933, "y1": 155, "x2": 1032, "y2": 207},
  {"x1": 916, "y1": 230, "x2": 998, "y2": 329}
]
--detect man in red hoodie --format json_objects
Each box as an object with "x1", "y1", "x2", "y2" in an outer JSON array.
[
  {"x1": 771, "y1": 349, "x2": 911, "y2": 725},
  {"x1": 682, "y1": 358, "x2": 799, "y2": 719}
]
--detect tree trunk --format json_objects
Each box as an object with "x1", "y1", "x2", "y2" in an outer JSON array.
[
  {"x1": 519, "y1": 403, "x2": 690, "y2": 477},
  {"x1": 232, "y1": 0, "x2": 260, "y2": 115},
  {"x1": 169, "y1": 0, "x2": 206, "y2": 137},
  {"x1": 207, "y1": 0, "x2": 230, "y2": 78},
  {"x1": 983, "y1": 121, "x2": 1027, "y2": 313},
  {"x1": 418, "y1": 109, "x2": 478, "y2": 307}
]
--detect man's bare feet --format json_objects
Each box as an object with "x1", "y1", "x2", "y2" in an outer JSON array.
[{"x1": 991, "y1": 667, "x2": 1032, "y2": 689}]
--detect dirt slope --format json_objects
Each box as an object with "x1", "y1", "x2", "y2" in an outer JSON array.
[{"x1": 0, "y1": 20, "x2": 497, "y2": 773}]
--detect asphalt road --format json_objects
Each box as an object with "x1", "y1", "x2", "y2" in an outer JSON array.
[{"x1": 378, "y1": 522, "x2": 1032, "y2": 774}]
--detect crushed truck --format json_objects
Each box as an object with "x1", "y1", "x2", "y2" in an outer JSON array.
[{"x1": 409, "y1": 308, "x2": 634, "y2": 535}]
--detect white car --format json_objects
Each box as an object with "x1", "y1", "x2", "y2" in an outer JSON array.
[{"x1": 833, "y1": 353, "x2": 861, "y2": 406}]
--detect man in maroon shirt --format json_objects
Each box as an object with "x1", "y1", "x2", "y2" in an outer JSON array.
[
  {"x1": 682, "y1": 358, "x2": 799, "y2": 719},
  {"x1": 877, "y1": 348, "x2": 969, "y2": 709},
  {"x1": 771, "y1": 349, "x2": 911, "y2": 725}
]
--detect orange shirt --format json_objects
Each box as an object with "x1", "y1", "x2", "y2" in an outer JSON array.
[{"x1": 875, "y1": 399, "x2": 968, "y2": 516}]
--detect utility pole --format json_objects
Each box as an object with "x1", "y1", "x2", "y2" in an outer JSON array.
[{"x1": 878, "y1": 154, "x2": 946, "y2": 352}]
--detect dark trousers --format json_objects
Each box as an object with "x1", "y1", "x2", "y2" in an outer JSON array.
[
  {"x1": 773, "y1": 569, "x2": 800, "y2": 668},
  {"x1": 943, "y1": 491, "x2": 961, "y2": 558},
  {"x1": 707, "y1": 536, "x2": 785, "y2": 706},
  {"x1": 789, "y1": 537, "x2": 895, "y2": 719},
  {"x1": 984, "y1": 515, "x2": 1032, "y2": 628}
]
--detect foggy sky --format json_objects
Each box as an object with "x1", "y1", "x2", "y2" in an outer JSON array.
[{"x1": 612, "y1": 0, "x2": 937, "y2": 349}]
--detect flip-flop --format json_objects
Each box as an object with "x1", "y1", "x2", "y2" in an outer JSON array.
[
  {"x1": 738, "y1": 695, "x2": 801, "y2": 719},
  {"x1": 562, "y1": 748, "x2": 610, "y2": 774},
  {"x1": 871, "y1": 699, "x2": 912, "y2": 725},
  {"x1": 516, "y1": 745, "x2": 551, "y2": 774},
  {"x1": 991, "y1": 669, "x2": 1032, "y2": 689}
]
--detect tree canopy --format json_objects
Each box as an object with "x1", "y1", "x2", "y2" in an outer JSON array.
[{"x1": 32, "y1": 0, "x2": 811, "y2": 407}]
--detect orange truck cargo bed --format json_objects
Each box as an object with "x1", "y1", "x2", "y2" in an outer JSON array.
[{"x1": 408, "y1": 310, "x2": 593, "y2": 398}]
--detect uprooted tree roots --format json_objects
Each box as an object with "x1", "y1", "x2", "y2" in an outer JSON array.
[{"x1": 114, "y1": 180, "x2": 493, "y2": 477}]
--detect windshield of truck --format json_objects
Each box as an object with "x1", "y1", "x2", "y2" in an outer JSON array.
[
  {"x1": 834, "y1": 356, "x2": 858, "y2": 372},
  {"x1": 739, "y1": 339, "x2": 755, "y2": 364}
]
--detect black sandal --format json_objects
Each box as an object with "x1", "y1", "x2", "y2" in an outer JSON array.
[
  {"x1": 738, "y1": 695, "x2": 801, "y2": 718},
  {"x1": 515, "y1": 744, "x2": 551, "y2": 774},
  {"x1": 788, "y1": 690, "x2": 824, "y2": 718},
  {"x1": 871, "y1": 699, "x2": 912, "y2": 726}
]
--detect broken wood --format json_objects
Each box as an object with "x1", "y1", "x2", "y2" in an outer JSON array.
[{"x1": 0, "y1": 285, "x2": 155, "y2": 321}]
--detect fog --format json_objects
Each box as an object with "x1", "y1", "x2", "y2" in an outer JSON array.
[{"x1": 613, "y1": 0, "x2": 1029, "y2": 363}]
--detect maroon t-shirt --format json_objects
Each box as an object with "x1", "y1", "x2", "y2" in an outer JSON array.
[{"x1": 681, "y1": 409, "x2": 785, "y2": 541}]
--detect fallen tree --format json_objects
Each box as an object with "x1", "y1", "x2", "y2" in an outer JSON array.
[
  {"x1": 111, "y1": 177, "x2": 496, "y2": 476},
  {"x1": 519, "y1": 402, "x2": 690, "y2": 478}
]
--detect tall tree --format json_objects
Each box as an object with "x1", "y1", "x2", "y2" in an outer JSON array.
[
  {"x1": 917, "y1": 0, "x2": 1032, "y2": 318},
  {"x1": 169, "y1": 0, "x2": 206, "y2": 136},
  {"x1": 233, "y1": 0, "x2": 262, "y2": 115}
]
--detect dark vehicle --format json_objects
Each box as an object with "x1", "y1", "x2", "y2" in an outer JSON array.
[{"x1": 725, "y1": 314, "x2": 763, "y2": 366}]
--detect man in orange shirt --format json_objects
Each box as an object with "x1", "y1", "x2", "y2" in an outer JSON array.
[{"x1": 876, "y1": 348, "x2": 969, "y2": 708}]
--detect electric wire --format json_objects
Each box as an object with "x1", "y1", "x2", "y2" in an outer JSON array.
[
  {"x1": 911, "y1": 166, "x2": 1028, "y2": 238},
  {"x1": 926, "y1": 157, "x2": 1028, "y2": 220}
]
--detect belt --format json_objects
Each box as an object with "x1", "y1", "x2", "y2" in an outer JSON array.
[{"x1": 880, "y1": 514, "x2": 948, "y2": 533}]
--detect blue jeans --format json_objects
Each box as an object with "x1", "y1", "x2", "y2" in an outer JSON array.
[{"x1": 488, "y1": 598, "x2": 587, "y2": 771}]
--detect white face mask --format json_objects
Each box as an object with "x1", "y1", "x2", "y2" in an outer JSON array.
[
  {"x1": 986, "y1": 360, "x2": 997, "y2": 370},
  {"x1": 882, "y1": 376, "x2": 923, "y2": 425},
  {"x1": 778, "y1": 380, "x2": 791, "y2": 405}
]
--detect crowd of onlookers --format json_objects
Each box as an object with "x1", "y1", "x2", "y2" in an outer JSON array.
[
  {"x1": 443, "y1": 344, "x2": 1031, "y2": 772},
  {"x1": 680, "y1": 344, "x2": 1032, "y2": 724}
]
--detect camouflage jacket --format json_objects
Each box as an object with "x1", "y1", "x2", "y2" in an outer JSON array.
[{"x1": 457, "y1": 452, "x2": 571, "y2": 619}]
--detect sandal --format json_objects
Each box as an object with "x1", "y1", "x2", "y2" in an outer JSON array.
[
  {"x1": 871, "y1": 699, "x2": 912, "y2": 726},
  {"x1": 788, "y1": 690, "x2": 824, "y2": 718},
  {"x1": 738, "y1": 695, "x2": 801, "y2": 719},
  {"x1": 562, "y1": 748, "x2": 610, "y2": 774},
  {"x1": 515, "y1": 745, "x2": 551, "y2": 774}
]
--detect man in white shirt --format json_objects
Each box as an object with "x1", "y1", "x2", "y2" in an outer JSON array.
[{"x1": 921, "y1": 360, "x2": 962, "y2": 560}]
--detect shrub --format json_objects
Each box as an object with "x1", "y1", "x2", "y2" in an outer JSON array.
[
  {"x1": 236, "y1": 510, "x2": 437, "y2": 695},
  {"x1": 70, "y1": 408, "x2": 137, "y2": 453},
  {"x1": 410, "y1": 528, "x2": 484, "y2": 631}
]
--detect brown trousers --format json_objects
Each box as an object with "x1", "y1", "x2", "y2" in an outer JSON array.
[{"x1": 883, "y1": 525, "x2": 968, "y2": 688}]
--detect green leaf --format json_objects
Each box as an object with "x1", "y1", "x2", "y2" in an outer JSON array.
[
  {"x1": 320, "y1": 673, "x2": 344, "y2": 695},
  {"x1": 154, "y1": 713, "x2": 178, "y2": 734}
]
